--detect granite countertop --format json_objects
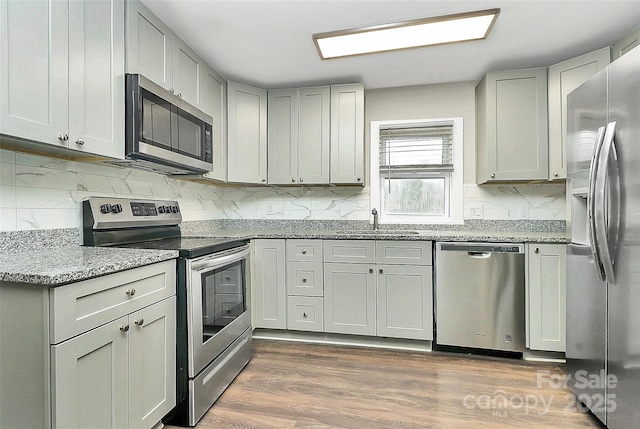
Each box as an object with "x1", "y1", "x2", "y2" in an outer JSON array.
[
  {"x1": 0, "y1": 247, "x2": 178, "y2": 286},
  {"x1": 182, "y1": 228, "x2": 567, "y2": 243},
  {"x1": 0, "y1": 219, "x2": 566, "y2": 286}
]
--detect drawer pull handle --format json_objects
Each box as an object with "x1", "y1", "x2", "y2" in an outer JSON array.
[
  {"x1": 126, "y1": 288, "x2": 136, "y2": 296},
  {"x1": 302, "y1": 249, "x2": 307, "y2": 254},
  {"x1": 302, "y1": 312, "x2": 307, "y2": 318},
  {"x1": 534, "y1": 247, "x2": 540, "y2": 253},
  {"x1": 225, "y1": 275, "x2": 231, "y2": 280},
  {"x1": 120, "y1": 325, "x2": 129, "y2": 332},
  {"x1": 226, "y1": 308, "x2": 231, "y2": 313},
  {"x1": 302, "y1": 277, "x2": 307, "y2": 282},
  {"x1": 134, "y1": 319, "x2": 144, "y2": 326}
]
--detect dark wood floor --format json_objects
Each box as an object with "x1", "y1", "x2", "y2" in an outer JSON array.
[{"x1": 168, "y1": 340, "x2": 603, "y2": 429}]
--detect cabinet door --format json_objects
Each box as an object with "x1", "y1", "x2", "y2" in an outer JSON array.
[
  {"x1": 129, "y1": 297, "x2": 176, "y2": 429},
  {"x1": 298, "y1": 86, "x2": 330, "y2": 184},
  {"x1": 227, "y1": 81, "x2": 268, "y2": 184},
  {"x1": 377, "y1": 265, "x2": 433, "y2": 340},
  {"x1": 253, "y1": 239, "x2": 286, "y2": 329},
  {"x1": 548, "y1": 48, "x2": 609, "y2": 180},
  {"x1": 0, "y1": 0, "x2": 69, "y2": 146},
  {"x1": 477, "y1": 68, "x2": 548, "y2": 182},
  {"x1": 172, "y1": 36, "x2": 203, "y2": 108},
  {"x1": 202, "y1": 65, "x2": 227, "y2": 181},
  {"x1": 611, "y1": 25, "x2": 640, "y2": 61},
  {"x1": 526, "y1": 243, "x2": 566, "y2": 352},
  {"x1": 267, "y1": 88, "x2": 299, "y2": 184},
  {"x1": 125, "y1": 0, "x2": 173, "y2": 90},
  {"x1": 324, "y1": 263, "x2": 376, "y2": 336},
  {"x1": 51, "y1": 317, "x2": 129, "y2": 429},
  {"x1": 68, "y1": 0, "x2": 125, "y2": 159},
  {"x1": 330, "y1": 84, "x2": 364, "y2": 185}
]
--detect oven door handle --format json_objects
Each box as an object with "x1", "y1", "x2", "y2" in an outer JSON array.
[{"x1": 191, "y1": 245, "x2": 250, "y2": 271}]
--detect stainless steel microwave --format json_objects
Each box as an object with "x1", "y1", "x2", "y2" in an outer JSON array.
[{"x1": 124, "y1": 74, "x2": 213, "y2": 175}]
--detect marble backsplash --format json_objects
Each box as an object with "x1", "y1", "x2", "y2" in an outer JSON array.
[{"x1": 0, "y1": 147, "x2": 566, "y2": 231}]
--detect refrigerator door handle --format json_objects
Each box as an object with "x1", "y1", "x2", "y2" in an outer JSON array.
[
  {"x1": 587, "y1": 126, "x2": 607, "y2": 281},
  {"x1": 594, "y1": 121, "x2": 619, "y2": 284}
]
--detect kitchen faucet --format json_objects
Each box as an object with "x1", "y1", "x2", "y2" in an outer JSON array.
[{"x1": 371, "y1": 208, "x2": 379, "y2": 230}]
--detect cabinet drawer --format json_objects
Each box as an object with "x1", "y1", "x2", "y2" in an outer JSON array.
[
  {"x1": 287, "y1": 296, "x2": 323, "y2": 332},
  {"x1": 50, "y1": 260, "x2": 176, "y2": 344},
  {"x1": 287, "y1": 261, "x2": 323, "y2": 296},
  {"x1": 287, "y1": 239, "x2": 323, "y2": 261},
  {"x1": 375, "y1": 241, "x2": 433, "y2": 266},
  {"x1": 323, "y1": 240, "x2": 375, "y2": 263}
]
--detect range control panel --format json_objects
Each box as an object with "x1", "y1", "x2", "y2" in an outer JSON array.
[{"x1": 85, "y1": 196, "x2": 182, "y2": 229}]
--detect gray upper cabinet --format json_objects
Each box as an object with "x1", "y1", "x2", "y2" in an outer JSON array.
[
  {"x1": 126, "y1": 0, "x2": 204, "y2": 109},
  {"x1": 611, "y1": 25, "x2": 640, "y2": 61},
  {"x1": 330, "y1": 84, "x2": 365, "y2": 185},
  {"x1": 267, "y1": 86, "x2": 330, "y2": 185},
  {"x1": 476, "y1": 68, "x2": 549, "y2": 183},
  {"x1": 1, "y1": 0, "x2": 125, "y2": 159},
  {"x1": 227, "y1": 81, "x2": 268, "y2": 184},
  {"x1": 547, "y1": 48, "x2": 610, "y2": 180},
  {"x1": 126, "y1": 0, "x2": 173, "y2": 90},
  {"x1": 202, "y1": 65, "x2": 228, "y2": 182}
]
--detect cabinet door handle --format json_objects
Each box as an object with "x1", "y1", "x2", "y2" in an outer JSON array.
[
  {"x1": 226, "y1": 308, "x2": 231, "y2": 313},
  {"x1": 134, "y1": 319, "x2": 144, "y2": 326},
  {"x1": 169, "y1": 88, "x2": 175, "y2": 94},
  {"x1": 126, "y1": 288, "x2": 136, "y2": 296},
  {"x1": 534, "y1": 247, "x2": 540, "y2": 253},
  {"x1": 491, "y1": 173, "x2": 496, "y2": 178},
  {"x1": 75, "y1": 138, "x2": 85, "y2": 145},
  {"x1": 291, "y1": 178, "x2": 295, "y2": 182},
  {"x1": 369, "y1": 268, "x2": 373, "y2": 273},
  {"x1": 302, "y1": 312, "x2": 307, "y2": 318},
  {"x1": 357, "y1": 177, "x2": 361, "y2": 181},
  {"x1": 225, "y1": 275, "x2": 231, "y2": 280},
  {"x1": 120, "y1": 325, "x2": 129, "y2": 332},
  {"x1": 177, "y1": 93, "x2": 182, "y2": 99},
  {"x1": 58, "y1": 133, "x2": 69, "y2": 142},
  {"x1": 379, "y1": 268, "x2": 383, "y2": 273},
  {"x1": 299, "y1": 178, "x2": 303, "y2": 183}
]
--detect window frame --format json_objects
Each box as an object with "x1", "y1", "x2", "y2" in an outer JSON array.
[{"x1": 370, "y1": 118, "x2": 464, "y2": 225}]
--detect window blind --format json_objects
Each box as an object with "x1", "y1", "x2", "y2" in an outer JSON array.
[{"x1": 379, "y1": 122, "x2": 454, "y2": 173}]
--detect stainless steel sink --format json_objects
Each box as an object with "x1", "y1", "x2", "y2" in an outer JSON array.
[{"x1": 333, "y1": 230, "x2": 420, "y2": 235}]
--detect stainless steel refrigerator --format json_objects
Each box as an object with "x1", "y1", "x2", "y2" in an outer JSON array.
[{"x1": 566, "y1": 45, "x2": 640, "y2": 428}]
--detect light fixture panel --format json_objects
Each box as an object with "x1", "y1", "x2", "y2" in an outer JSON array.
[{"x1": 313, "y1": 9, "x2": 500, "y2": 60}]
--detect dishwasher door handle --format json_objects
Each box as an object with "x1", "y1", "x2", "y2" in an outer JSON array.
[{"x1": 468, "y1": 251, "x2": 491, "y2": 258}]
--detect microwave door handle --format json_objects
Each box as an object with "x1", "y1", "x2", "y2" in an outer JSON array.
[
  {"x1": 588, "y1": 126, "x2": 607, "y2": 281},
  {"x1": 594, "y1": 121, "x2": 619, "y2": 283}
]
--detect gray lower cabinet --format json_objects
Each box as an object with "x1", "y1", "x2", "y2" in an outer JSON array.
[
  {"x1": 376, "y1": 264, "x2": 433, "y2": 340},
  {"x1": 286, "y1": 239, "x2": 324, "y2": 331},
  {"x1": 0, "y1": 259, "x2": 176, "y2": 429},
  {"x1": 252, "y1": 239, "x2": 287, "y2": 329},
  {"x1": 324, "y1": 262, "x2": 377, "y2": 336},
  {"x1": 526, "y1": 243, "x2": 566, "y2": 352}
]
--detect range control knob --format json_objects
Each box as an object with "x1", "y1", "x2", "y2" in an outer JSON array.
[
  {"x1": 158, "y1": 206, "x2": 166, "y2": 214},
  {"x1": 111, "y1": 203, "x2": 123, "y2": 214},
  {"x1": 100, "y1": 204, "x2": 111, "y2": 214},
  {"x1": 171, "y1": 206, "x2": 179, "y2": 213}
]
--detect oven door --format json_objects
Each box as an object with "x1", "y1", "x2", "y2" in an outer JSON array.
[{"x1": 187, "y1": 244, "x2": 251, "y2": 377}]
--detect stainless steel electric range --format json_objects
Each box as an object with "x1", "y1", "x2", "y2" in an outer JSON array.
[{"x1": 82, "y1": 196, "x2": 252, "y2": 426}]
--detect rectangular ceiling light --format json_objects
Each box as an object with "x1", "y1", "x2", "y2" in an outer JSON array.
[{"x1": 313, "y1": 9, "x2": 500, "y2": 60}]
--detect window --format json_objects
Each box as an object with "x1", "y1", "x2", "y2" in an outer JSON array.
[{"x1": 370, "y1": 118, "x2": 463, "y2": 224}]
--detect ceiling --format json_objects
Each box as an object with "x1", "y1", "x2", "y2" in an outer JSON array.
[{"x1": 141, "y1": 0, "x2": 640, "y2": 90}]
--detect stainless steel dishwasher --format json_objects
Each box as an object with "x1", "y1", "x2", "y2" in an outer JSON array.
[{"x1": 435, "y1": 242, "x2": 525, "y2": 352}]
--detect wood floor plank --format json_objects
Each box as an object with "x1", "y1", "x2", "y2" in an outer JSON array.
[{"x1": 166, "y1": 340, "x2": 603, "y2": 429}]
